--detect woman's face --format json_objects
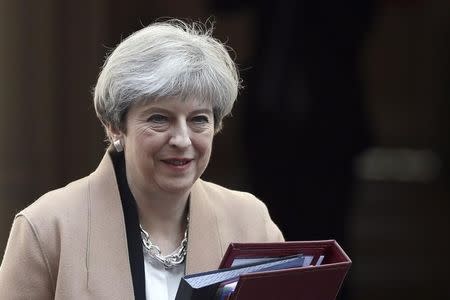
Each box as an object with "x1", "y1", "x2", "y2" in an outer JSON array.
[{"x1": 120, "y1": 97, "x2": 214, "y2": 196}]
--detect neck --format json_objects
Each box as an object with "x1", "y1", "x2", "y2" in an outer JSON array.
[
  {"x1": 128, "y1": 181, "x2": 190, "y2": 255},
  {"x1": 136, "y1": 189, "x2": 189, "y2": 231}
]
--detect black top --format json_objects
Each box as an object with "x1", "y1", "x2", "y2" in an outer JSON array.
[{"x1": 110, "y1": 150, "x2": 147, "y2": 300}]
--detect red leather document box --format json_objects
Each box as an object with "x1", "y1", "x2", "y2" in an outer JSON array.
[{"x1": 218, "y1": 240, "x2": 351, "y2": 300}]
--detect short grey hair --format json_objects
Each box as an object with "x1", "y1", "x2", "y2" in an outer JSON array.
[{"x1": 93, "y1": 19, "x2": 241, "y2": 138}]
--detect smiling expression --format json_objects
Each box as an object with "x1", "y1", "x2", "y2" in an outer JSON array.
[{"x1": 119, "y1": 97, "x2": 215, "y2": 197}]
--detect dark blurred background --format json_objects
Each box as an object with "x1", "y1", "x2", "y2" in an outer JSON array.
[{"x1": 1, "y1": 0, "x2": 449, "y2": 299}]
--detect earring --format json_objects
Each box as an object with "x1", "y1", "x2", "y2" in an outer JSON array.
[{"x1": 113, "y1": 139, "x2": 124, "y2": 152}]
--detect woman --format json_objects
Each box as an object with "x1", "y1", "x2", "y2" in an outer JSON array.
[{"x1": 0, "y1": 20, "x2": 283, "y2": 299}]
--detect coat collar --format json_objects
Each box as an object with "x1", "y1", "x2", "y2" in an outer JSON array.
[{"x1": 85, "y1": 150, "x2": 223, "y2": 296}]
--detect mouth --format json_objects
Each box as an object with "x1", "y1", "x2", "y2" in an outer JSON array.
[{"x1": 161, "y1": 158, "x2": 193, "y2": 167}]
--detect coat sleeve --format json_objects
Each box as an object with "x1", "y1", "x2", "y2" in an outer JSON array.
[
  {"x1": 266, "y1": 218, "x2": 285, "y2": 242},
  {"x1": 260, "y1": 201, "x2": 285, "y2": 242},
  {"x1": 0, "y1": 214, "x2": 54, "y2": 299}
]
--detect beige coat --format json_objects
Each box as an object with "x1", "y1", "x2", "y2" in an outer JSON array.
[{"x1": 0, "y1": 152, "x2": 283, "y2": 299}]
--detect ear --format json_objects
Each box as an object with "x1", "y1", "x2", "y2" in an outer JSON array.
[
  {"x1": 107, "y1": 125, "x2": 126, "y2": 152},
  {"x1": 105, "y1": 124, "x2": 125, "y2": 146},
  {"x1": 108, "y1": 125, "x2": 120, "y2": 136}
]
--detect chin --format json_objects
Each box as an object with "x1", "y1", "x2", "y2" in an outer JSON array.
[{"x1": 160, "y1": 178, "x2": 196, "y2": 194}]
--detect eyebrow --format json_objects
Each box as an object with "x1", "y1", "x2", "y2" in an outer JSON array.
[
  {"x1": 191, "y1": 108, "x2": 213, "y2": 115},
  {"x1": 139, "y1": 107, "x2": 213, "y2": 116}
]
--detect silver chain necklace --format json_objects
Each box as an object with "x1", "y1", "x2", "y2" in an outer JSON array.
[{"x1": 139, "y1": 216, "x2": 189, "y2": 269}]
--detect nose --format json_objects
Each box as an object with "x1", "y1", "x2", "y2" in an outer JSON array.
[{"x1": 169, "y1": 121, "x2": 192, "y2": 148}]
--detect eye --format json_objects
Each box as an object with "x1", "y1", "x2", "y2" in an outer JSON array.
[
  {"x1": 147, "y1": 114, "x2": 168, "y2": 123},
  {"x1": 191, "y1": 115, "x2": 210, "y2": 124}
]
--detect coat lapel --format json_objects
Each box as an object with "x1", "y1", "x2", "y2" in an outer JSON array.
[
  {"x1": 86, "y1": 152, "x2": 135, "y2": 298},
  {"x1": 185, "y1": 180, "x2": 224, "y2": 275}
]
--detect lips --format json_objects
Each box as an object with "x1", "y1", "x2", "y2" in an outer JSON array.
[{"x1": 161, "y1": 158, "x2": 193, "y2": 166}]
